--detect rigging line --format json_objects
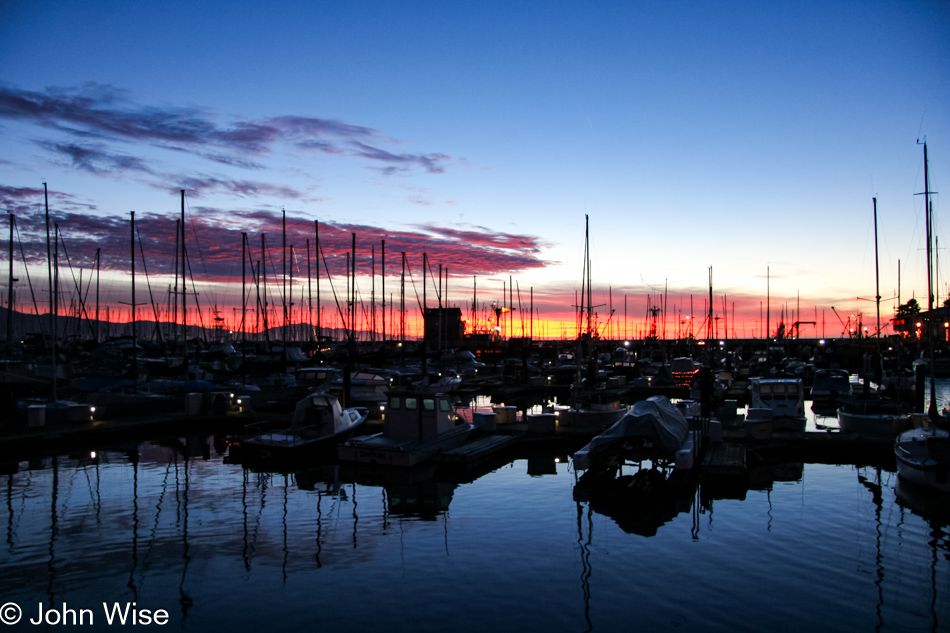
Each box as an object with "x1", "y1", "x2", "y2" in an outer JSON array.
[
  {"x1": 56, "y1": 230, "x2": 95, "y2": 339},
  {"x1": 136, "y1": 226, "x2": 168, "y2": 350},
  {"x1": 403, "y1": 257, "x2": 425, "y2": 313},
  {"x1": 425, "y1": 257, "x2": 442, "y2": 303},
  {"x1": 13, "y1": 221, "x2": 41, "y2": 320},
  {"x1": 318, "y1": 242, "x2": 349, "y2": 335}
]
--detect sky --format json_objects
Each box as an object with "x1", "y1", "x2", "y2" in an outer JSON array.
[{"x1": 1, "y1": 0, "x2": 949, "y2": 341}]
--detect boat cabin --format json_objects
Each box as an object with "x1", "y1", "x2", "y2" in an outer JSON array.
[{"x1": 384, "y1": 392, "x2": 458, "y2": 443}]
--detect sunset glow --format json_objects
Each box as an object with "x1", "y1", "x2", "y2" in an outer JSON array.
[{"x1": 1, "y1": 1, "x2": 947, "y2": 345}]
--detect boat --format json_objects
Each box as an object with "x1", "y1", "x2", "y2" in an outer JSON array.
[
  {"x1": 669, "y1": 357, "x2": 701, "y2": 386},
  {"x1": 747, "y1": 377, "x2": 805, "y2": 431},
  {"x1": 894, "y1": 141, "x2": 950, "y2": 493},
  {"x1": 809, "y1": 368, "x2": 852, "y2": 412},
  {"x1": 331, "y1": 371, "x2": 390, "y2": 407},
  {"x1": 895, "y1": 425, "x2": 950, "y2": 493},
  {"x1": 572, "y1": 395, "x2": 696, "y2": 472},
  {"x1": 337, "y1": 390, "x2": 474, "y2": 467},
  {"x1": 837, "y1": 393, "x2": 910, "y2": 436},
  {"x1": 557, "y1": 215, "x2": 631, "y2": 430},
  {"x1": 228, "y1": 392, "x2": 367, "y2": 465}
]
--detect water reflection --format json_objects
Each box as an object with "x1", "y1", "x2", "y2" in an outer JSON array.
[
  {"x1": 1, "y1": 436, "x2": 948, "y2": 632},
  {"x1": 573, "y1": 463, "x2": 699, "y2": 537}
]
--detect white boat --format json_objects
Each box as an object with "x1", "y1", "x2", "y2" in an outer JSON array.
[
  {"x1": 572, "y1": 396, "x2": 695, "y2": 471},
  {"x1": 229, "y1": 393, "x2": 367, "y2": 463},
  {"x1": 331, "y1": 371, "x2": 390, "y2": 407},
  {"x1": 557, "y1": 397, "x2": 630, "y2": 429},
  {"x1": 837, "y1": 394, "x2": 910, "y2": 437},
  {"x1": 337, "y1": 391, "x2": 474, "y2": 467},
  {"x1": 894, "y1": 425, "x2": 950, "y2": 493},
  {"x1": 748, "y1": 377, "x2": 805, "y2": 431}
]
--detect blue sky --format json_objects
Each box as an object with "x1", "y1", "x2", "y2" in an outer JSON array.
[{"x1": 1, "y1": 0, "x2": 948, "y2": 337}]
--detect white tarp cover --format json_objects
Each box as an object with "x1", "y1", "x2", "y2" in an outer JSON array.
[{"x1": 574, "y1": 396, "x2": 689, "y2": 469}]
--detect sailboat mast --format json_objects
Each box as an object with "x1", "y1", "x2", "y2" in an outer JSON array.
[
  {"x1": 242, "y1": 232, "x2": 247, "y2": 386},
  {"x1": 180, "y1": 190, "x2": 187, "y2": 372},
  {"x1": 282, "y1": 208, "x2": 287, "y2": 351},
  {"x1": 6, "y1": 213, "x2": 13, "y2": 351},
  {"x1": 922, "y1": 141, "x2": 937, "y2": 419},
  {"x1": 130, "y1": 211, "x2": 138, "y2": 393},
  {"x1": 315, "y1": 221, "x2": 321, "y2": 344},
  {"x1": 873, "y1": 197, "x2": 881, "y2": 338}
]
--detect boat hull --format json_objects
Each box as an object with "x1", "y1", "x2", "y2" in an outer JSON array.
[
  {"x1": 894, "y1": 427, "x2": 950, "y2": 493},
  {"x1": 338, "y1": 423, "x2": 475, "y2": 468},
  {"x1": 558, "y1": 404, "x2": 630, "y2": 430},
  {"x1": 838, "y1": 410, "x2": 910, "y2": 437}
]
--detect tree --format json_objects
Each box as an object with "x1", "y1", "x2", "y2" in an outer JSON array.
[{"x1": 897, "y1": 298, "x2": 921, "y2": 316}]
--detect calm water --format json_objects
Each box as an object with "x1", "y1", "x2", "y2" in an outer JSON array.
[{"x1": 1, "y1": 433, "x2": 948, "y2": 633}]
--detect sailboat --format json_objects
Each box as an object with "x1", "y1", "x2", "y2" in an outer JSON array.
[
  {"x1": 894, "y1": 141, "x2": 950, "y2": 492},
  {"x1": 837, "y1": 197, "x2": 910, "y2": 436},
  {"x1": 557, "y1": 216, "x2": 629, "y2": 429}
]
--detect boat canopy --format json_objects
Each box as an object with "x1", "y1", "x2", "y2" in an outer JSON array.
[{"x1": 573, "y1": 396, "x2": 689, "y2": 469}]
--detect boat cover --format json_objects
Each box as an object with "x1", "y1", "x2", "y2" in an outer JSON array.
[{"x1": 573, "y1": 396, "x2": 689, "y2": 469}]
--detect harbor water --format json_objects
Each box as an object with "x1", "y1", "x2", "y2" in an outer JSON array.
[{"x1": 2, "y1": 386, "x2": 950, "y2": 631}]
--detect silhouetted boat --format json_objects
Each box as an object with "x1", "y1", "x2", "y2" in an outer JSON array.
[
  {"x1": 229, "y1": 393, "x2": 367, "y2": 464},
  {"x1": 337, "y1": 390, "x2": 474, "y2": 467}
]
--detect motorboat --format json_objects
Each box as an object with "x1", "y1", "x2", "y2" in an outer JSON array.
[
  {"x1": 337, "y1": 390, "x2": 474, "y2": 467},
  {"x1": 572, "y1": 396, "x2": 696, "y2": 472},
  {"x1": 837, "y1": 394, "x2": 910, "y2": 437},
  {"x1": 557, "y1": 396, "x2": 630, "y2": 430},
  {"x1": 808, "y1": 369, "x2": 852, "y2": 411},
  {"x1": 229, "y1": 393, "x2": 367, "y2": 464},
  {"x1": 748, "y1": 377, "x2": 805, "y2": 431},
  {"x1": 894, "y1": 424, "x2": 950, "y2": 493}
]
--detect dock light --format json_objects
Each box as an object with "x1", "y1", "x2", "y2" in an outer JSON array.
[
  {"x1": 820, "y1": 340, "x2": 826, "y2": 345},
  {"x1": 719, "y1": 341, "x2": 725, "y2": 346},
  {"x1": 554, "y1": 458, "x2": 560, "y2": 463},
  {"x1": 236, "y1": 398, "x2": 242, "y2": 405},
  {"x1": 90, "y1": 451, "x2": 96, "y2": 459},
  {"x1": 624, "y1": 341, "x2": 630, "y2": 347},
  {"x1": 917, "y1": 322, "x2": 923, "y2": 328}
]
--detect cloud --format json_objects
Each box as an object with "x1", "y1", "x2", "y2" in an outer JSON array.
[
  {"x1": 37, "y1": 140, "x2": 152, "y2": 174},
  {"x1": 350, "y1": 142, "x2": 450, "y2": 174},
  {"x1": 155, "y1": 176, "x2": 304, "y2": 200},
  {"x1": 0, "y1": 84, "x2": 452, "y2": 178}
]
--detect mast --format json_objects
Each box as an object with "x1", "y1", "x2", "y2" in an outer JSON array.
[
  {"x1": 381, "y1": 239, "x2": 386, "y2": 343},
  {"x1": 241, "y1": 232, "x2": 247, "y2": 386},
  {"x1": 873, "y1": 198, "x2": 881, "y2": 339},
  {"x1": 315, "y1": 221, "x2": 321, "y2": 344},
  {"x1": 306, "y1": 237, "x2": 312, "y2": 343},
  {"x1": 282, "y1": 208, "x2": 287, "y2": 352},
  {"x1": 6, "y1": 213, "x2": 13, "y2": 352},
  {"x1": 94, "y1": 248, "x2": 100, "y2": 344},
  {"x1": 44, "y1": 183, "x2": 53, "y2": 355},
  {"x1": 422, "y1": 252, "x2": 427, "y2": 373},
  {"x1": 52, "y1": 222, "x2": 60, "y2": 401},
  {"x1": 180, "y1": 190, "x2": 188, "y2": 374},
  {"x1": 921, "y1": 140, "x2": 937, "y2": 420},
  {"x1": 261, "y1": 235, "x2": 269, "y2": 347},
  {"x1": 130, "y1": 211, "x2": 138, "y2": 393}
]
